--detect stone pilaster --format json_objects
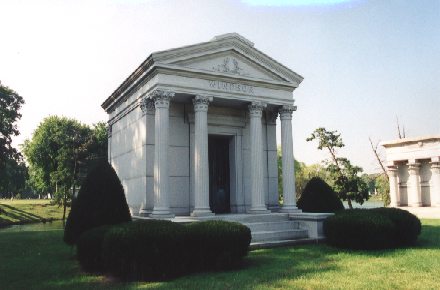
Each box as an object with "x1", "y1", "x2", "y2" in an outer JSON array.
[
  {"x1": 430, "y1": 161, "x2": 440, "y2": 207},
  {"x1": 387, "y1": 165, "x2": 400, "y2": 207},
  {"x1": 149, "y1": 90, "x2": 175, "y2": 218},
  {"x1": 191, "y1": 95, "x2": 214, "y2": 217},
  {"x1": 279, "y1": 104, "x2": 301, "y2": 213},
  {"x1": 407, "y1": 162, "x2": 422, "y2": 207},
  {"x1": 107, "y1": 124, "x2": 112, "y2": 162},
  {"x1": 248, "y1": 102, "x2": 270, "y2": 214}
]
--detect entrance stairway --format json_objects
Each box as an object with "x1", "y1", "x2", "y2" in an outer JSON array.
[{"x1": 216, "y1": 213, "x2": 309, "y2": 248}]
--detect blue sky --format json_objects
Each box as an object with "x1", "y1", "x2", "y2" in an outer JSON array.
[{"x1": 0, "y1": 0, "x2": 439, "y2": 173}]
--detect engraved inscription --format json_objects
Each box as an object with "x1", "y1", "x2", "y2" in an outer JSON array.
[{"x1": 208, "y1": 80, "x2": 254, "y2": 95}]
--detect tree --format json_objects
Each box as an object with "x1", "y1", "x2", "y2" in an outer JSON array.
[
  {"x1": 368, "y1": 137, "x2": 391, "y2": 206},
  {"x1": 307, "y1": 127, "x2": 369, "y2": 209},
  {"x1": 0, "y1": 82, "x2": 25, "y2": 170},
  {"x1": 22, "y1": 116, "x2": 107, "y2": 222},
  {"x1": 0, "y1": 82, "x2": 26, "y2": 197},
  {"x1": 297, "y1": 177, "x2": 344, "y2": 213}
]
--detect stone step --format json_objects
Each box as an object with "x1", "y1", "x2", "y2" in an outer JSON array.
[
  {"x1": 251, "y1": 229, "x2": 309, "y2": 243},
  {"x1": 243, "y1": 221, "x2": 300, "y2": 232},
  {"x1": 219, "y1": 213, "x2": 289, "y2": 223}
]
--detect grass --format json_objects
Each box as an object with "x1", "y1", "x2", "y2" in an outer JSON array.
[
  {"x1": 0, "y1": 219, "x2": 439, "y2": 289},
  {"x1": 0, "y1": 199, "x2": 66, "y2": 227}
]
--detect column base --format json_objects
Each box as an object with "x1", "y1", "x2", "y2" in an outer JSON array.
[
  {"x1": 409, "y1": 202, "x2": 423, "y2": 207},
  {"x1": 191, "y1": 209, "x2": 215, "y2": 217},
  {"x1": 150, "y1": 207, "x2": 175, "y2": 219},
  {"x1": 247, "y1": 207, "x2": 271, "y2": 214},
  {"x1": 138, "y1": 209, "x2": 152, "y2": 217},
  {"x1": 389, "y1": 202, "x2": 400, "y2": 208},
  {"x1": 279, "y1": 206, "x2": 302, "y2": 213}
]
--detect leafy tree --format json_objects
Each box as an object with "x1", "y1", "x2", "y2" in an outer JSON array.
[
  {"x1": 297, "y1": 177, "x2": 344, "y2": 213},
  {"x1": 307, "y1": 127, "x2": 369, "y2": 209},
  {"x1": 0, "y1": 157, "x2": 28, "y2": 198},
  {"x1": 375, "y1": 174, "x2": 390, "y2": 206},
  {"x1": 22, "y1": 116, "x2": 107, "y2": 221},
  {"x1": 0, "y1": 82, "x2": 26, "y2": 197},
  {"x1": 0, "y1": 82, "x2": 24, "y2": 170}
]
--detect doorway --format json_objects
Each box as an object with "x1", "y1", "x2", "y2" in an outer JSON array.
[{"x1": 208, "y1": 135, "x2": 231, "y2": 214}]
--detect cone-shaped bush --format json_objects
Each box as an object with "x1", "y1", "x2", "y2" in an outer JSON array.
[
  {"x1": 297, "y1": 177, "x2": 344, "y2": 213},
  {"x1": 64, "y1": 160, "x2": 131, "y2": 245}
]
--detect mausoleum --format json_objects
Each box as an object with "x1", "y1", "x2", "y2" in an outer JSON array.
[
  {"x1": 382, "y1": 136, "x2": 440, "y2": 207},
  {"x1": 101, "y1": 33, "x2": 304, "y2": 218}
]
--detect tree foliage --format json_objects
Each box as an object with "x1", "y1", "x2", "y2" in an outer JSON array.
[
  {"x1": 307, "y1": 127, "x2": 369, "y2": 209},
  {"x1": 22, "y1": 116, "x2": 107, "y2": 220},
  {"x1": 297, "y1": 177, "x2": 344, "y2": 213},
  {"x1": 0, "y1": 82, "x2": 25, "y2": 169},
  {"x1": 0, "y1": 82, "x2": 26, "y2": 196}
]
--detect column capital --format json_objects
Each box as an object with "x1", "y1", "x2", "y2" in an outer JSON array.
[
  {"x1": 430, "y1": 162, "x2": 440, "y2": 171},
  {"x1": 148, "y1": 89, "x2": 175, "y2": 108},
  {"x1": 140, "y1": 97, "x2": 155, "y2": 115},
  {"x1": 408, "y1": 162, "x2": 421, "y2": 172},
  {"x1": 279, "y1": 104, "x2": 297, "y2": 120},
  {"x1": 266, "y1": 109, "x2": 278, "y2": 124},
  {"x1": 248, "y1": 102, "x2": 266, "y2": 117},
  {"x1": 193, "y1": 95, "x2": 213, "y2": 112},
  {"x1": 387, "y1": 165, "x2": 398, "y2": 176}
]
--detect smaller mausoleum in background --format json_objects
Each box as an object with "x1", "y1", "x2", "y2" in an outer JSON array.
[{"x1": 382, "y1": 136, "x2": 440, "y2": 207}]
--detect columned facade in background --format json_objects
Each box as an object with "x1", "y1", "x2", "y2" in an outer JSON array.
[{"x1": 383, "y1": 136, "x2": 440, "y2": 208}]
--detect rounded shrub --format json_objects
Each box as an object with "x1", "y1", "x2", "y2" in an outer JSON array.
[
  {"x1": 64, "y1": 160, "x2": 131, "y2": 245},
  {"x1": 324, "y1": 208, "x2": 422, "y2": 250},
  {"x1": 297, "y1": 177, "x2": 344, "y2": 213},
  {"x1": 371, "y1": 207, "x2": 421, "y2": 246},
  {"x1": 76, "y1": 225, "x2": 112, "y2": 273}
]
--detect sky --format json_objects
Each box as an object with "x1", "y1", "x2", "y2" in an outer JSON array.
[{"x1": 1, "y1": 0, "x2": 439, "y2": 173}]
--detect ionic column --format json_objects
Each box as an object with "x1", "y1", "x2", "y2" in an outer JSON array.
[
  {"x1": 248, "y1": 102, "x2": 270, "y2": 214},
  {"x1": 150, "y1": 90, "x2": 175, "y2": 218},
  {"x1": 191, "y1": 95, "x2": 214, "y2": 217},
  {"x1": 279, "y1": 105, "x2": 300, "y2": 213},
  {"x1": 407, "y1": 162, "x2": 422, "y2": 207},
  {"x1": 430, "y1": 160, "x2": 440, "y2": 207},
  {"x1": 387, "y1": 165, "x2": 400, "y2": 207}
]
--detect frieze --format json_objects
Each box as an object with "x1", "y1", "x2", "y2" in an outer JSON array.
[{"x1": 208, "y1": 80, "x2": 255, "y2": 95}]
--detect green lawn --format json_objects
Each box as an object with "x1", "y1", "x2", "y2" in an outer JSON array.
[
  {"x1": 0, "y1": 199, "x2": 66, "y2": 227},
  {"x1": 0, "y1": 219, "x2": 439, "y2": 290}
]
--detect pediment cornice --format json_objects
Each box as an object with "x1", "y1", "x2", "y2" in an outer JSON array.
[{"x1": 102, "y1": 33, "x2": 303, "y2": 112}]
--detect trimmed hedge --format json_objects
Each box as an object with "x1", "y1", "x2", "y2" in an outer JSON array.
[
  {"x1": 77, "y1": 219, "x2": 251, "y2": 281},
  {"x1": 185, "y1": 220, "x2": 251, "y2": 271},
  {"x1": 76, "y1": 225, "x2": 112, "y2": 273},
  {"x1": 298, "y1": 177, "x2": 344, "y2": 213},
  {"x1": 324, "y1": 208, "x2": 421, "y2": 250},
  {"x1": 64, "y1": 160, "x2": 131, "y2": 245}
]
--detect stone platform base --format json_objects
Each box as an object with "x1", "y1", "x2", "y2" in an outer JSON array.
[{"x1": 134, "y1": 212, "x2": 334, "y2": 248}]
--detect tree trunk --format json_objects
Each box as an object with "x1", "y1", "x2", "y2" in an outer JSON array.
[
  {"x1": 347, "y1": 199, "x2": 353, "y2": 209},
  {"x1": 62, "y1": 187, "x2": 67, "y2": 226}
]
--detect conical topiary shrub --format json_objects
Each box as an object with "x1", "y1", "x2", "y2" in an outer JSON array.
[
  {"x1": 297, "y1": 177, "x2": 344, "y2": 213},
  {"x1": 64, "y1": 160, "x2": 131, "y2": 245}
]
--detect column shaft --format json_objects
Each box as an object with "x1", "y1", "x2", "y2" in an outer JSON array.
[
  {"x1": 408, "y1": 162, "x2": 422, "y2": 207},
  {"x1": 279, "y1": 105, "x2": 300, "y2": 213},
  {"x1": 431, "y1": 162, "x2": 440, "y2": 207},
  {"x1": 150, "y1": 90, "x2": 175, "y2": 218},
  {"x1": 248, "y1": 102, "x2": 269, "y2": 214},
  {"x1": 191, "y1": 96, "x2": 214, "y2": 216},
  {"x1": 387, "y1": 166, "x2": 400, "y2": 207}
]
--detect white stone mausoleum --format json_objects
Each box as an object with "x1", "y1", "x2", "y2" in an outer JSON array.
[
  {"x1": 383, "y1": 136, "x2": 440, "y2": 207},
  {"x1": 101, "y1": 33, "x2": 304, "y2": 218}
]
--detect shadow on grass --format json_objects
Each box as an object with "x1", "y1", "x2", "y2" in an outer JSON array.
[{"x1": 0, "y1": 204, "x2": 56, "y2": 227}]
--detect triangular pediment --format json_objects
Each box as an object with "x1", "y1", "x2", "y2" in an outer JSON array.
[
  {"x1": 150, "y1": 33, "x2": 303, "y2": 85},
  {"x1": 170, "y1": 51, "x2": 286, "y2": 82}
]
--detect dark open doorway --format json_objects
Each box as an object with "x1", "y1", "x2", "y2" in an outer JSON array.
[{"x1": 208, "y1": 135, "x2": 231, "y2": 214}]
